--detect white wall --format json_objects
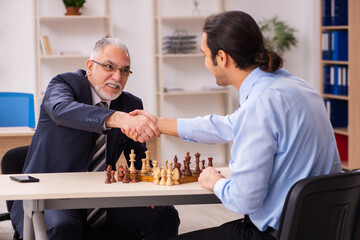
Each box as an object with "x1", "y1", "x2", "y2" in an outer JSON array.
[
  {"x1": 230, "y1": 0, "x2": 320, "y2": 89},
  {"x1": 112, "y1": 0, "x2": 155, "y2": 114},
  {"x1": 0, "y1": 1, "x2": 35, "y2": 94},
  {"x1": 0, "y1": 0, "x2": 320, "y2": 116}
]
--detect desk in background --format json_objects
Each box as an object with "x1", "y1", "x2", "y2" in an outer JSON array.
[
  {"x1": 0, "y1": 127, "x2": 34, "y2": 173},
  {"x1": 0, "y1": 168, "x2": 230, "y2": 240}
]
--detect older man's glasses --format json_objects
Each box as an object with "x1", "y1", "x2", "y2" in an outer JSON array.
[{"x1": 91, "y1": 60, "x2": 132, "y2": 77}]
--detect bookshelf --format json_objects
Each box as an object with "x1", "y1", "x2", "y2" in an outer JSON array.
[
  {"x1": 152, "y1": 0, "x2": 232, "y2": 165},
  {"x1": 34, "y1": 0, "x2": 112, "y2": 121},
  {"x1": 320, "y1": 0, "x2": 360, "y2": 169}
]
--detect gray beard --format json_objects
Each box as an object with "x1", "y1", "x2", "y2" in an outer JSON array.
[{"x1": 95, "y1": 84, "x2": 123, "y2": 101}]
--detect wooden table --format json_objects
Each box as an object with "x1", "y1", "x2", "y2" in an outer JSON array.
[
  {"x1": 0, "y1": 127, "x2": 34, "y2": 172},
  {"x1": 0, "y1": 167, "x2": 230, "y2": 240}
]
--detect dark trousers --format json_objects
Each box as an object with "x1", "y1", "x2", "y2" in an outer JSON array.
[
  {"x1": 169, "y1": 217, "x2": 276, "y2": 240},
  {"x1": 34, "y1": 206, "x2": 179, "y2": 240}
]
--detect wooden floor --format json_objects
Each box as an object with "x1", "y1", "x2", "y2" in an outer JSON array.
[{"x1": 0, "y1": 201, "x2": 242, "y2": 239}]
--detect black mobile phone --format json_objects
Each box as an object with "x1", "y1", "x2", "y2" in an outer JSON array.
[{"x1": 10, "y1": 175, "x2": 40, "y2": 183}]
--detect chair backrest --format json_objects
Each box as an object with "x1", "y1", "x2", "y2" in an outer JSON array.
[
  {"x1": 1, "y1": 145, "x2": 29, "y2": 212},
  {"x1": 278, "y1": 170, "x2": 360, "y2": 240},
  {"x1": 0, "y1": 92, "x2": 35, "y2": 128}
]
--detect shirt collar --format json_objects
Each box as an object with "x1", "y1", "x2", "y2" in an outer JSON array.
[
  {"x1": 239, "y1": 67, "x2": 266, "y2": 106},
  {"x1": 90, "y1": 86, "x2": 110, "y2": 108}
]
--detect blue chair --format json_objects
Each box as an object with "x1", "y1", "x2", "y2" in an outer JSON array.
[{"x1": 0, "y1": 92, "x2": 35, "y2": 128}]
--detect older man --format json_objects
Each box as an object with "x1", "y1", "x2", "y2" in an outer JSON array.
[{"x1": 11, "y1": 38, "x2": 179, "y2": 240}]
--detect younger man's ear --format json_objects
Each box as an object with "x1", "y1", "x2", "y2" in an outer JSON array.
[{"x1": 216, "y1": 50, "x2": 228, "y2": 66}]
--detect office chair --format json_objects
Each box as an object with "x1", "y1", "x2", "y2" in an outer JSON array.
[
  {"x1": 0, "y1": 145, "x2": 29, "y2": 240},
  {"x1": 277, "y1": 170, "x2": 360, "y2": 240},
  {"x1": 0, "y1": 92, "x2": 35, "y2": 128}
]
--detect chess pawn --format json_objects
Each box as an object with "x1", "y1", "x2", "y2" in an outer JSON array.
[
  {"x1": 174, "y1": 155, "x2": 182, "y2": 178},
  {"x1": 169, "y1": 162, "x2": 173, "y2": 172},
  {"x1": 173, "y1": 155, "x2": 178, "y2": 168},
  {"x1": 141, "y1": 158, "x2": 148, "y2": 174},
  {"x1": 166, "y1": 168, "x2": 174, "y2": 186},
  {"x1": 152, "y1": 160, "x2": 158, "y2": 170},
  {"x1": 208, "y1": 157, "x2": 213, "y2": 167},
  {"x1": 132, "y1": 170, "x2": 140, "y2": 183},
  {"x1": 164, "y1": 160, "x2": 168, "y2": 172},
  {"x1": 201, "y1": 160, "x2": 206, "y2": 170},
  {"x1": 117, "y1": 166, "x2": 124, "y2": 181},
  {"x1": 152, "y1": 161, "x2": 160, "y2": 176},
  {"x1": 160, "y1": 168, "x2": 166, "y2": 185},
  {"x1": 153, "y1": 169, "x2": 161, "y2": 185},
  {"x1": 122, "y1": 166, "x2": 131, "y2": 183},
  {"x1": 105, "y1": 171, "x2": 111, "y2": 184},
  {"x1": 129, "y1": 149, "x2": 137, "y2": 173},
  {"x1": 110, "y1": 170, "x2": 117, "y2": 183},
  {"x1": 172, "y1": 168, "x2": 180, "y2": 185}
]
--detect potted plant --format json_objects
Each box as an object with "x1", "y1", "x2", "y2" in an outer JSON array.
[
  {"x1": 63, "y1": 0, "x2": 86, "y2": 16},
  {"x1": 259, "y1": 16, "x2": 297, "y2": 57}
]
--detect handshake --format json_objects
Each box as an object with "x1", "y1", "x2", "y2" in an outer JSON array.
[{"x1": 106, "y1": 109, "x2": 175, "y2": 143}]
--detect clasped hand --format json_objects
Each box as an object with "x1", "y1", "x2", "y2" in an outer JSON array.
[{"x1": 121, "y1": 110, "x2": 159, "y2": 143}]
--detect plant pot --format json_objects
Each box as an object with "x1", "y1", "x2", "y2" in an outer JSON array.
[{"x1": 65, "y1": 7, "x2": 81, "y2": 16}]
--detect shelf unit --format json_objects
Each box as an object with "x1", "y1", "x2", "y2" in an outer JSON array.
[
  {"x1": 33, "y1": 0, "x2": 112, "y2": 120},
  {"x1": 320, "y1": 0, "x2": 360, "y2": 169},
  {"x1": 153, "y1": 0, "x2": 232, "y2": 165}
]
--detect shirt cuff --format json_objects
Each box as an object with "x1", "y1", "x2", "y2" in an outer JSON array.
[
  {"x1": 177, "y1": 118, "x2": 195, "y2": 141},
  {"x1": 213, "y1": 177, "x2": 228, "y2": 199},
  {"x1": 102, "y1": 115, "x2": 112, "y2": 131}
]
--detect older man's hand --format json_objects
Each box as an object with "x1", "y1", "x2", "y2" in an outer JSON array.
[{"x1": 106, "y1": 110, "x2": 159, "y2": 143}]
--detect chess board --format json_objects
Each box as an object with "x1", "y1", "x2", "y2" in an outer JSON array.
[
  {"x1": 137, "y1": 171, "x2": 199, "y2": 184},
  {"x1": 105, "y1": 150, "x2": 214, "y2": 186}
]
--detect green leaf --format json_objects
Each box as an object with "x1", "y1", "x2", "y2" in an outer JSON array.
[{"x1": 258, "y1": 16, "x2": 297, "y2": 56}]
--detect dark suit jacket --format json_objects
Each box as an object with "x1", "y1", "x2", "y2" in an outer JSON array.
[{"x1": 11, "y1": 69, "x2": 147, "y2": 234}]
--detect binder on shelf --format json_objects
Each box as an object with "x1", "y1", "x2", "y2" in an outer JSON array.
[
  {"x1": 338, "y1": 65, "x2": 348, "y2": 95},
  {"x1": 331, "y1": 0, "x2": 348, "y2": 26},
  {"x1": 40, "y1": 36, "x2": 52, "y2": 55},
  {"x1": 330, "y1": 65, "x2": 338, "y2": 95},
  {"x1": 322, "y1": 31, "x2": 332, "y2": 60},
  {"x1": 335, "y1": 133, "x2": 348, "y2": 162},
  {"x1": 332, "y1": 30, "x2": 348, "y2": 61},
  {"x1": 343, "y1": 66, "x2": 348, "y2": 95},
  {"x1": 323, "y1": 65, "x2": 331, "y2": 94},
  {"x1": 39, "y1": 37, "x2": 46, "y2": 55},
  {"x1": 326, "y1": 65, "x2": 348, "y2": 96},
  {"x1": 324, "y1": 99, "x2": 348, "y2": 128},
  {"x1": 322, "y1": 0, "x2": 331, "y2": 26}
]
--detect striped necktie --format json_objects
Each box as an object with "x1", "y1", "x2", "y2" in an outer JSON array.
[
  {"x1": 87, "y1": 101, "x2": 108, "y2": 229},
  {"x1": 88, "y1": 101, "x2": 108, "y2": 172}
]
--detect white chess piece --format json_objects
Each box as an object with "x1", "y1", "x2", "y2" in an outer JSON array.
[
  {"x1": 160, "y1": 168, "x2": 166, "y2": 185},
  {"x1": 141, "y1": 158, "x2": 148, "y2": 174},
  {"x1": 172, "y1": 168, "x2": 180, "y2": 185},
  {"x1": 129, "y1": 149, "x2": 136, "y2": 173}
]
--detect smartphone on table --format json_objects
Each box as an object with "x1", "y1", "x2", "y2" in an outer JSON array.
[{"x1": 10, "y1": 175, "x2": 39, "y2": 183}]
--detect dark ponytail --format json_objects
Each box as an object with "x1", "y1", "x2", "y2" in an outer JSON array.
[
  {"x1": 204, "y1": 11, "x2": 283, "y2": 73},
  {"x1": 255, "y1": 49, "x2": 283, "y2": 72}
]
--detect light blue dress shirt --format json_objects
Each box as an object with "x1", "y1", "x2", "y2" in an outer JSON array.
[{"x1": 177, "y1": 67, "x2": 342, "y2": 231}]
